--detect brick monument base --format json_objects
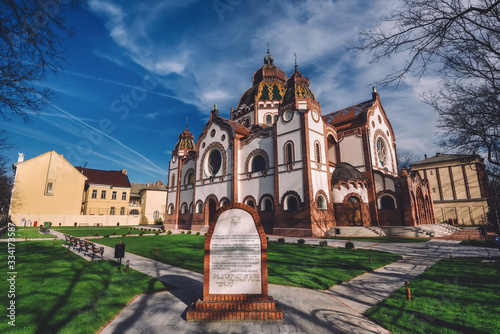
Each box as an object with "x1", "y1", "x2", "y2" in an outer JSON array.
[{"x1": 186, "y1": 203, "x2": 283, "y2": 322}]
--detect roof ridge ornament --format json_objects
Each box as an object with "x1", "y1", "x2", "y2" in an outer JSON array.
[{"x1": 294, "y1": 52, "x2": 297, "y2": 69}]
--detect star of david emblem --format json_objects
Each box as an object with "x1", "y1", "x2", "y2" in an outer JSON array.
[{"x1": 231, "y1": 215, "x2": 241, "y2": 226}]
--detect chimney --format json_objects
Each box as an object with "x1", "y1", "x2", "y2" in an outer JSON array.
[
  {"x1": 121, "y1": 169, "x2": 127, "y2": 175},
  {"x1": 436, "y1": 152, "x2": 441, "y2": 156},
  {"x1": 424, "y1": 154, "x2": 427, "y2": 159},
  {"x1": 18, "y1": 153, "x2": 25, "y2": 163}
]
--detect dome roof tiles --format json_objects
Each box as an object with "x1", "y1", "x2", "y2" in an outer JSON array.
[{"x1": 332, "y1": 162, "x2": 366, "y2": 181}]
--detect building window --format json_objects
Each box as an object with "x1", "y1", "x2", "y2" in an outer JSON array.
[
  {"x1": 252, "y1": 155, "x2": 266, "y2": 172},
  {"x1": 120, "y1": 207, "x2": 125, "y2": 215},
  {"x1": 122, "y1": 192, "x2": 127, "y2": 200},
  {"x1": 181, "y1": 203, "x2": 188, "y2": 214},
  {"x1": 261, "y1": 197, "x2": 273, "y2": 212},
  {"x1": 184, "y1": 170, "x2": 195, "y2": 185},
  {"x1": 167, "y1": 204, "x2": 174, "y2": 215},
  {"x1": 101, "y1": 190, "x2": 106, "y2": 199},
  {"x1": 432, "y1": 187, "x2": 436, "y2": 193},
  {"x1": 380, "y1": 195, "x2": 396, "y2": 209},
  {"x1": 110, "y1": 207, "x2": 115, "y2": 215},
  {"x1": 376, "y1": 137, "x2": 387, "y2": 167},
  {"x1": 207, "y1": 149, "x2": 222, "y2": 176},
  {"x1": 314, "y1": 141, "x2": 321, "y2": 163},
  {"x1": 171, "y1": 174, "x2": 175, "y2": 189},
  {"x1": 129, "y1": 209, "x2": 139, "y2": 215},
  {"x1": 285, "y1": 195, "x2": 298, "y2": 211},
  {"x1": 112, "y1": 191, "x2": 117, "y2": 200},
  {"x1": 246, "y1": 200, "x2": 255, "y2": 208},
  {"x1": 196, "y1": 202, "x2": 203, "y2": 214},
  {"x1": 153, "y1": 210, "x2": 161, "y2": 220},
  {"x1": 284, "y1": 141, "x2": 295, "y2": 168},
  {"x1": 317, "y1": 194, "x2": 327, "y2": 210},
  {"x1": 45, "y1": 182, "x2": 53, "y2": 195},
  {"x1": 266, "y1": 115, "x2": 272, "y2": 125},
  {"x1": 91, "y1": 190, "x2": 97, "y2": 199}
]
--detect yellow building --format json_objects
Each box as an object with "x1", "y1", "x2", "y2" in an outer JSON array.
[
  {"x1": 9, "y1": 151, "x2": 86, "y2": 225},
  {"x1": 77, "y1": 167, "x2": 131, "y2": 217},
  {"x1": 411, "y1": 153, "x2": 489, "y2": 225}
]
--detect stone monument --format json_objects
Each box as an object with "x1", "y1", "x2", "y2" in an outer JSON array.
[{"x1": 186, "y1": 203, "x2": 283, "y2": 321}]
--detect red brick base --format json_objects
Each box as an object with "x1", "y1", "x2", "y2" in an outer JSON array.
[{"x1": 186, "y1": 295, "x2": 283, "y2": 321}]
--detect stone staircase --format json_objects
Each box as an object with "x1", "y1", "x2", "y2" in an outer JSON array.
[
  {"x1": 380, "y1": 224, "x2": 460, "y2": 238},
  {"x1": 433, "y1": 228, "x2": 496, "y2": 241}
]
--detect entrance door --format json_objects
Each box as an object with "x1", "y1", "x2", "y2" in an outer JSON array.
[{"x1": 347, "y1": 196, "x2": 362, "y2": 226}]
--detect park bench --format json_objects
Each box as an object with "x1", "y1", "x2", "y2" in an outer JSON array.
[
  {"x1": 78, "y1": 240, "x2": 94, "y2": 255},
  {"x1": 64, "y1": 234, "x2": 71, "y2": 245},
  {"x1": 39, "y1": 226, "x2": 50, "y2": 234},
  {"x1": 91, "y1": 244, "x2": 105, "y2": 260}
]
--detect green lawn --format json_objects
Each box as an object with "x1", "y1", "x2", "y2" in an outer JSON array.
[
  {"x1": 52, "y1": 226, "x2": 152, "y2": 237},
  {"x1": 0, "y1": 241, "x2": 169, "y2": 334},
  {"x1": 324, "y1": 236, "x2": 431, "y2": 243},
  {"x1": 0, "y1": 226, "x2": 54, "y2": 239},
  {"x1": 366, "y1": 257, "x2": 500, "y2": 334},
  {"x1": 96, "y1": 234, "x2": 402, "y2": 289}
]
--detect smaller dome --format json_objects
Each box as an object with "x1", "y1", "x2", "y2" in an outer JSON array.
[
  {"x1": 283, "y1": 67, "x2": 316, "y2": 105},
  {"x1": 332, "y1": 163, "x2": 366, "y2": 181},
  {"x1": 174, "y1": 127, "x2": 195, "y2": 153}
]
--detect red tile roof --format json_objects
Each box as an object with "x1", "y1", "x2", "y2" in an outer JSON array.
[
  {"x1": 221, "y1": 118, "x2": 251, "y2": 136},
  {"x1": 75, "y1": 167, "x2": 131, "y2": 188},
  {"x1": 323, "y1": 99, "x2": 374, "y2": 126}
]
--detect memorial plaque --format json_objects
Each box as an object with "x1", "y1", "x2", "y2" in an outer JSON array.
[
  {"x1": 186, "y1": 203, "x2": 283, "y2": 322},
  {"x1": 209, "y1": 209, "x2": 261, "y2": 294}
]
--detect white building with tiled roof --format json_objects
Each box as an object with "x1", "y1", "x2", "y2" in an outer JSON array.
[{"x1": 165, "y1": 52, "x2": 435, "y2": 236}]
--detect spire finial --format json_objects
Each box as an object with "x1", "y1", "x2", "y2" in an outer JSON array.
[
  {"x1": 294, "y1": 52, "x2": 297, "y2": 69},
  {"x1": 266, "y1": 41, "x2": 270, "y2": 55},
  {"x1": 185, "y1": 117, "x2": 189, "y2": 129}
]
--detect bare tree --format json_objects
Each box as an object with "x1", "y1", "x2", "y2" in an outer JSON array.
[
  {"x1": 0, "y1": 0, "x2": 83, "y2": 121},
  {"x1": 353, "y1": 0, "x2": 500, "y2": 176},
  {"x1": 397, "y1": 148, "x2": 421, "y2": 171}
]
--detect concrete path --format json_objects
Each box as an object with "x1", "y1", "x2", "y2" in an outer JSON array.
[{"x1": 49, "y1": 230, "x2": 498, "y2": 334}]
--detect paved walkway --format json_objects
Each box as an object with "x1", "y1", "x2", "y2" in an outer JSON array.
[{"x1": 49, "y1": 230, "x2": 498, "y2": 334}]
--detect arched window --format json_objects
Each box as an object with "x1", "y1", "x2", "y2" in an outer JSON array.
[
  {"x1": 153, "y1": 210, "x2": 161, "y2": 220},
  {"x1": 208, "y1": 149, "x2": 222, "y2": 176},
  {"x1": 317, "y1": 194, "x2": 327, "y2": 210},
  {"x1": 195, "y1": 202, "x2": 203, "y2": 214},
  {"x1": 184, "y1": 170, "x2": 194, "y2": 185},
  {"x1": 170, "y1": 174, "x2": 175, "y2": 189},
  {"x1": 327, "y1": 135, "x2": 337, "y2": 164},
  {"x1": 285, "y1": 195, "x2": 298, "y2": 211},
  {"x1": 167, "y1": 204, "x2": 174, "y2": 215},
  {"x1": 129, "y1": 209, "x2": 139, "y2": 215},
  {"x1": 220, "y1": 199, "x2": 228, "y2": 207},
  {"x1": 284, "y1": 141, "x2": 294, "y2": 168},
  {"x1": 261, "y1": 197, "x2": 273, "y2": 212},
  {"x1": 380, "y1": 195, "x2": 396, "y2": 209},
  {"x1": 181, "y1": 203, "x2": 188, "y2": 214},
  {"x1": 252, "y1": 155, "x2": 266, "y2": 172},
  {"x1": 246, "y1": 200, "x2": 255, "y2": 208},
  {"x1": 314, "y1": 141, "x2": 321, "y2": 163},
  {"x1": 266, "y1": 115, "x2": 272, "y2": 125},
  {"x1": 376, "y1": 137, "x2": 387, "y2": 167}
]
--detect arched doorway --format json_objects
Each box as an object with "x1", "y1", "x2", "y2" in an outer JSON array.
[
  {"x1": 347, "y1": 196, "x2": 362, "y2": 226},
  {"x1": 207, "y1": 198, "x2": 217, "y2": 223}
]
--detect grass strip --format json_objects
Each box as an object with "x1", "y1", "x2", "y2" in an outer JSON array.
[
  {"x1": 96, "y1": 234, "x2": 402, "y2": 289},
  {"x1": 52, "y1": 226, "x2": 150, "y2": 237},
  {"x1": 0, "y1": 226, "x2": 54, "y2": 239},
  {"x1": 366, "y1": 257, "x2": 500, "y2": 334},
  {"x1": 0, "y1": 241, "x2": 168, "y2": 334}
]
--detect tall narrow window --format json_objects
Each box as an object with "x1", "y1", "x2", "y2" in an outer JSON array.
[
  {"x1": 121, "y1": 192, "x2": 127, "y2": 200},
  {"x1": 286, "y1": 195, "x2": 298, "y2": 211},
  {"x1": 110, "y1": 207, "x2": 115, "y2": 215},
  {"x1": 101, "y1": 190, "x2": 106, "y2": 199},
  {"x1": 171, "y1": 174, "x2": 175, "y2": 189},
  {"x1": 266, "y1": 115, "x2": 272, "y2": 125},
  {"x1": 112, "y1": 191, "x2": 117, "y2": 200},
  {"x1": 208, "y1": 149, "x2": 222, "y2": 176},
  {"x1": 120, "y1": 207, "x2": 125, "y2": 215},
  {"x1": 284, "y1": 141, "x2": 294, "y2": 169},
  {"x1": 91, "y1": 190, "x2": 97, "y2": 199},
  {"x1": 376, "y1": 138, "x2": 387, "y2": 167},
  {"x1": 314, "y1": 141, "x2": 321, "y2": 163}
]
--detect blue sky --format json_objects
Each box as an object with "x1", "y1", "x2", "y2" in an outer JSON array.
[{"x1": 3, "y1": 0, "x2": 441, "y2": 183}]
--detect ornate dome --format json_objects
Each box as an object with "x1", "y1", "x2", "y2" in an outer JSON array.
[
  {"x1": 283, "y1": 66, "x2": 316, "y2": 105},
  {"x1": 174, "y1": 126, "x2": 195, "y2": 154},
  {"x1": 236, "y1": 50, "x2": 287, "y2": 112},
  {"x1": 331, "y1": 162, "x2": 366, "y2": 181}
]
